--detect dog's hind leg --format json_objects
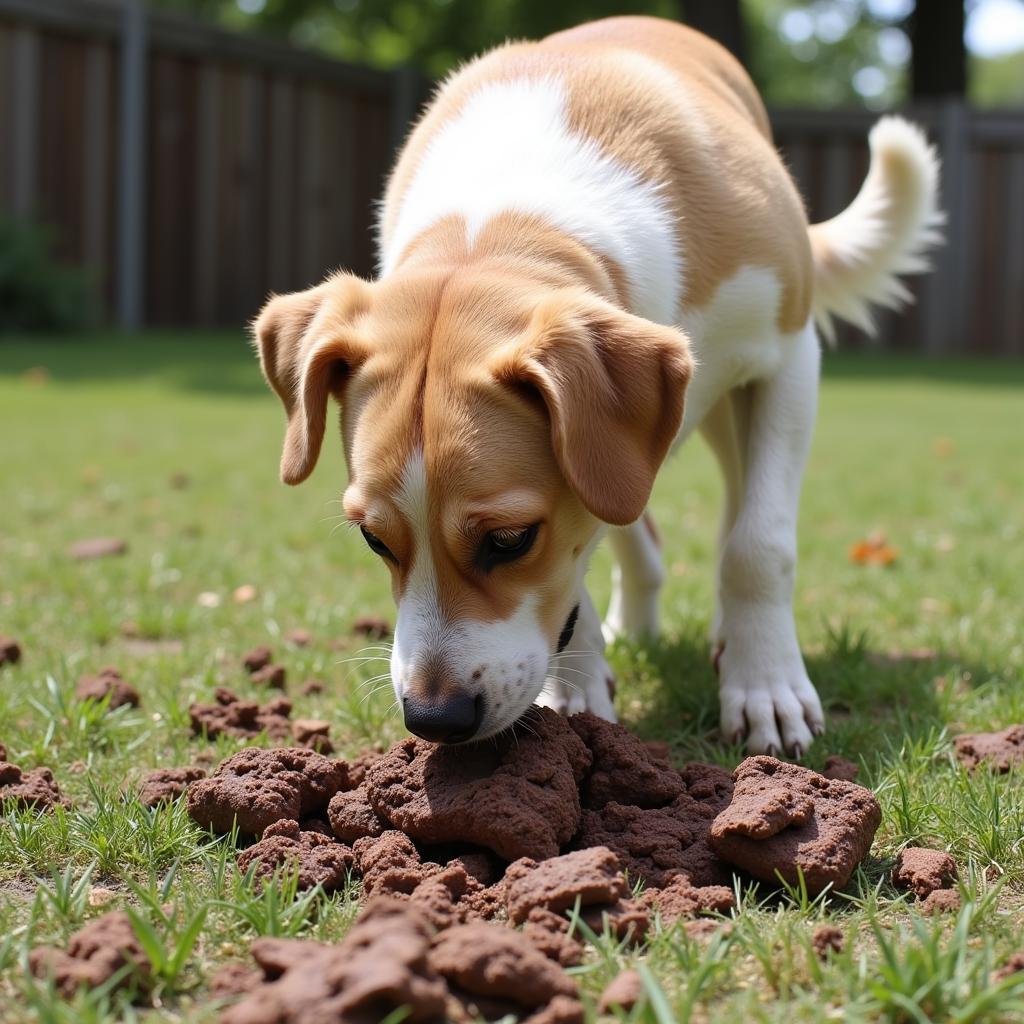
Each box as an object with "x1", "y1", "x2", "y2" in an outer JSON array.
[
  {"x1": 538, "y1": 588, "x2": 618, "y2": 721},
  {"x1": 603, "y1": 513, "x2": 665, "y2": 643},
  {"x1": 715, "y1": 322, "x2": 825, "y2": 757}
]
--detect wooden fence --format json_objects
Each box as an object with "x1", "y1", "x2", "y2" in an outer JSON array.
[{"x1": 1, "y1": 0, "x2": 1022, "y2": 355}]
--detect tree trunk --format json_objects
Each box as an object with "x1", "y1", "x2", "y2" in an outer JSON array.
[
  {"x1": 678, "y1": 0, "x2": 746, "y2": 65},
  {"x1": 910, "y1": 0, "x2": 966, "y2": 98}
]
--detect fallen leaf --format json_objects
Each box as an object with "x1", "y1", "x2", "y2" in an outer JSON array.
[
  {"x1": 849, "y1": 531, "x2": 899, "y2": 566},
  {"x1": 197, "y1": 591, "x2": 221, "y2": 608},
  {"x1": 233, "y1": 584, "x2": 258, "y2": 604}
]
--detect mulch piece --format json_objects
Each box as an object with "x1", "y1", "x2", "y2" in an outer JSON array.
[
  {"x1": 954, "y1": 725, "x2": 1024, "y2": 772},
  {"x1": 892, "y1": 847, "x2": 958, "y2": 899},
  {"x1": 708, "y1": 756, "x2": 882, "y2": 896},
  {"x1": 189, "y1": 688, "x2": 294, "y2": 742},
  {"x1": 136, "y1": 766, "x2": 207, "y2": 807},
  {"x1": 29, "y1": 911, "x2": 150, "y2": 997},
  {"x1": 0, "y1": 637, "x2": 22, "y2": 667},
  {"x1": 75, "y1": 667, "x2": 141, "y2": 709},
  {"x1": 812, "y1": 924, "x2": 845, "y2": 959},
  {"x1": 68, "y1": 537, "x2": 128, "y2": 560}
]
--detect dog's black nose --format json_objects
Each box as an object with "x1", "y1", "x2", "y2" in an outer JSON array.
[{"x1": 402, "y1": 692, "x2": 483, "y2": 744}]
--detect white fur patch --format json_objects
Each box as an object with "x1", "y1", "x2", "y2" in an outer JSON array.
[{"x1": 381, "y1": 77, "x2": 683, "y2": 325}]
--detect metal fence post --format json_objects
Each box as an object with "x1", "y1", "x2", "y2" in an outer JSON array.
[{"x1": 116, "y1": 0, "x2": 147, "y2": 331}]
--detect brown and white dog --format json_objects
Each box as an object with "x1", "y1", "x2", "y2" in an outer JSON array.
[{"x1": 253, "y1": 17, "x2": 941, "y2": 755}]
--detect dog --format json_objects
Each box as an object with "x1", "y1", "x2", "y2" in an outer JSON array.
[{"x1": 253, "y1": 16, "x2": 941, "y2": 755}]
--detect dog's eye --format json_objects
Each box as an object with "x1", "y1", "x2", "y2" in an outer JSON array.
[
  {"x1": 360, "y1": 525, "x2": 396, "y2": 563},
  {"x1": 477, "y1": 524, "x2": 539, "y2": 571}
]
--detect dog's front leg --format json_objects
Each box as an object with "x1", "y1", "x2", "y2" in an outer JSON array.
[
  {"x1": 603, "y1": 512, "x2": 665, "y2": 643},
  {"x1": 716, "y1": 325, "x2": 825, "y2": 758},
  {"x1": 537, "y1": 589, "x2": 617, "y2": 721}
]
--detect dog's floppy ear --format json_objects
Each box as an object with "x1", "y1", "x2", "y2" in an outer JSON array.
[
  {"x1": 491, "y1": 290, "x2": 693, "y2": 525},
  {"x1": 253, "y1": 273, "x2": 373, "y2": 485}
]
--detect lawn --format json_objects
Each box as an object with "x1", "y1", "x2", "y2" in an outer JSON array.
[{"x1": 1, "y1": 332, "x2": 1023, "y2": 1023}]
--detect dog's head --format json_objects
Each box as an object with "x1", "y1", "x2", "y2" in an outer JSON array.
[{"x1": 254, "y1": 266, "x2": 691, "y2": 742}]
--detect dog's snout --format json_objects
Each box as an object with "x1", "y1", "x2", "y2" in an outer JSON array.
[{"x1": 402, "y1": 692, "x2": 484, "y2": 744}]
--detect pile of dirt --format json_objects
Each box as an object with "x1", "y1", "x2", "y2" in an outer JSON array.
[
  {"x1": 822, "y1": 755, "x2": 859, "y2": 782},
  {"x1": 708, "y1": 756, "x2": 882, "y2": 896},
  {"x1": 220, "y1": 899, "x2": 582, "y2": 1024},
  {"x1": 892, "y1": 847, "x2": 958, "y2": 899},
  {"x1": 237, "y1": 819, "x2": 354, "y2": 892},
  {"x1": 189, "y1": 688, "x2": 296, "y2": 743},
  {"x1": 0, "y1": 753, "x2": 68, "y2": 810},
  {"x1": 242, "y1": 645, "x2": 288, "y2": 689},
  {"x1": 0, "y1": 637, "x2": 21, "y2": 667},
  {"x1": 29, "y1": 911, "x2": 150, "y2": 996},
  {"x1": 135, "y1": 766, "x2": 207, "y2": 807},
  {"x1": 187, "y1": 747, "x2": 349, "y2": 835},
  {"x1": 352, "y1": 615, "x2": 391, "y2": 639},
  {"x1": 599, "y1": 969, "x2": 643, "y2": 1013},
  {"x1": 954, "y1": 725, "x2": 1024, "y2": 773},
  {"x1": 812, "y1": 924, "x2": 845, "y2": 959},
  {"x1": 75, "y1": 667, "x2": 141, "y2": 709}
]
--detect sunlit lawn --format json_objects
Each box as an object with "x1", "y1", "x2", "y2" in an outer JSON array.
[{"x1": 1, "y1": 332, "x2": 1023, "y2": 1022}]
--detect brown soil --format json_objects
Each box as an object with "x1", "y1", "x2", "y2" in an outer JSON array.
[
  {"x1": 0, "y1": 637, "x2": 22, "y2": 667},
  {"x1": 709, "y1": 756, "x2": 882, "y2": 896},
  {"x1": 242, "y1": 646, "x2": 273, "y2": 673},
  {"x1": 954, "y1": 725, "x2": 1024, "y2": 772},
  {"x1": 29, "y1": 911, "x2": 150, "y2": 997},
  {"x1": 328, "y1": 783, "x2": 389, "y2": 843},
  {"x1": 136, "y1": 766, "x2": 207, "y2": 807},
  {"x1": 75, "y1": 667, "x2": 141, "y2": 709},
  {"x1": 186, "y1": 747, "x2": 350, "y2": 835},
  {"x1": 921, "y1": 888, "x2": 961, "y2": 914},
  {"x1": 0, "y1": 759, "x2": 68, "y2": 810},
  {"x1": 236, "y1": 819, "x2": 354, "y2": 891},
  {"x1": 812, "y1": 924, "x2": 845, "y2": 959},
  {"x1": 504, "y1": 847, "x2": 627, "y2": 924},
  {"x1": 352, "y1": 615, "x2": 391, "y2": 639},
  {"x1": 599, "y1": 969, "x2": 643, "y2": 1013},
  {"x1": 290, "y1": 719, "x2": 332, "y2": 754},
  {"x1": 284, "y1": 629, "x2": 313, "y2": 647},
  {"x1": 250, "y1": 664, "x2": 287, "y2": 690},
  {"x1": 640, "y1": 873, "x2": 735, "y2": 922},
  {"x1": 892, "y1": 847, "x2": 958, "y2": 899},
  {"x1": 994, "y1": 952, "x2": 1024, "y2": 982},
  {"x1": 189, "y1": 688, "x2": 293, "y2": 742},
  {"x1": 822, "y1": 755, "x2": 859, "y2": 781},
  {"x1": 299, "y1": 679, "x2": 325, "y2": 696}
]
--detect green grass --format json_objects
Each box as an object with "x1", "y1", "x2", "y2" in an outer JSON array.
[{"x1": 2, "y1": 332, "x2": 1023, "y2": 1022}]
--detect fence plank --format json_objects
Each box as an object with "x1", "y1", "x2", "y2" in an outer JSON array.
[{"x1": 11, "y1": 24, "x2": 39, "y2": 216}]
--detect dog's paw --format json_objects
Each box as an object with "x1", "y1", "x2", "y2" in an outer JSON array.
[
  {"x1": 537, "y1": 661, "x2": 617, "y2": 722},
  {"x1": 718, "y1": 653, "x2": 825, "y2": 759}
]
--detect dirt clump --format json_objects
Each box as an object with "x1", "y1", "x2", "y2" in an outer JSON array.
[
  {"x1": 568, "y1": 713, "x2": 684, "y2": 809},
  {"x1": 352, "y1": 615, "x2": 391, "y2": 639},
  {"x1": 284, "y1": 629, "x2": 313, "y2": 647},
  {"x1": 208, "y1": 961, "x2": 262, "y2": 998},
  {"x1": 242, "y1": 646, "x2": 273, "y2": 673},
  {"x1": 290, "y1": 718, "x2": 332, "y2": 754},
  {"x1": 0, "y1": 637, "x2": 22, "y2": 667},
  {"x1": 994, "y1": 952, "x2": 1024, "y2": 982},
  {"x1": 220, "y1": 900, "x2": 448, "y2": 1024},
  {"x1": 328, "y1": 782, "x2": 389, "y2": 843},
  {"x1": 236, "y1": 819, "x2": 354, "y2": 891},
  {"x1": 353, "y1": 831, "x2": 428, "y2": 896},
  {"x1": 641, "y1": 873, "x2": 735, "y2": 922},
  {"x1": 0, "y1": 759, "x2": 68, "y2": 810},
  {"x1": 522, "y1": 908, "x2": 585, "y2": 967},
  {"x1": 137, "y1": 766, "x2": 207, "y2": 806},
  {"x1": 892, "y1": 847, "x2": 958, "y2": 899},
  {"x1": 954, "y1": 725, "x2": 1024, "y2": 772},
  {"x1": 75, "y1": 667, "x2": 141, "y2": 708},
  {"x1": 709, "y1": 756, "x2": 881, "y2": 896},
  {"x1": 429, "y1": 921, "x2": 582, "y2": 1024},
  {"x1": 29, "y1": 911, "x2": 150, "y2": 997},
  {"x1": 187, "y1": 747, "x2": 349, "y2": 836},
  {"x1": 822, "y1": 755, "x2": 859, "y2": 781},
  {"x1": 921, "y1": 888, "x2": 961, "y2": 914},
  {"x1": 250, "y1": 664, "x2": 287, "y2": 690},
  {"x1": 812, "y1": 924, "x2": 845, "y2": 959},
  {"x1": 69, "y1": 537, "x2": 128, "y2": 560},
  {"x1": 364, "y1": 708, "x2": 591, "y2": 861},
  {"x1": 504, "y1": 847, "x2": 628, "y2": 924},
  {"x1": 599, "y1": 969, "x2": 643, "y2": 1013},
  {"x1": 189, "y1": 688, "x2": 293, "y2": 741},
  {"x1": 299, "y1": 678, "x2": 325, "y2": 696}
]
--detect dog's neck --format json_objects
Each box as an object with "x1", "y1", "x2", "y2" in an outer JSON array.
[{"x1": 380, "y1": 211, "x2": 626, "y2": 311}]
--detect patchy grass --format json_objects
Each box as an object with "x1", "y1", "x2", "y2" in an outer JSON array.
[{"x1": 1, "y1": 332, "x2": 1023, "y2": 1022}]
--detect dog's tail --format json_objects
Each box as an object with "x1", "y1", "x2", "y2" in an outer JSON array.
[{"x1": 808, "y1": 116, "x2": 944, "y2": 343}]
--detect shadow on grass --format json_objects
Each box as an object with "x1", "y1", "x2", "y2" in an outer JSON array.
[{"x1": 612, "y1": 625, "x2": 994, "y2": 775}]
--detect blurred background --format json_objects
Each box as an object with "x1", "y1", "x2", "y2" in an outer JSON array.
[{"x1": 0, "y1": 0, "x2": 1021, "y2": 354}]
